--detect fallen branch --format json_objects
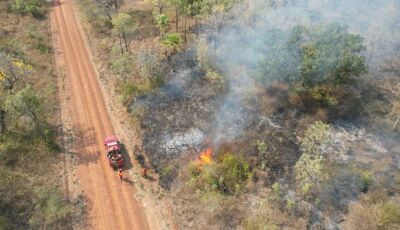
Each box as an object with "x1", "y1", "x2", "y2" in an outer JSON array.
[
  {"x1": 393, "y1": 116, "x2": 400, "y2": 131},
  {"x1": 258, "y1": 116, "x2": 281, "y2": 129}
]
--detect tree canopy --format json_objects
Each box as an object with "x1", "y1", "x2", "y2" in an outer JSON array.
[
  {"x1": 259, "y1": 24, "x2": 367, "y2": 87},
  {"x1": 112, "y1": 13, "x2": 136, "y2": 53}
]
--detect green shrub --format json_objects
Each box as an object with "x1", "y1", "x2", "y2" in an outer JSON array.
[
  {"x1": 359, "y1": 171, "x2": 373, "y2": 193},
  {"x1": 27, "y1": 25, "x2": 50, "y2": 53},
  {"x1": 117, "y1": 82, "x2": 140, "y2": 106},
  {"x1": 206, "y1": 70, "x2": 225, "y2": 91},
  {"x1": 29, "y1": 188, "x2": 74, "y2": 228},
  {"x1": 255, "y1": 140, "x2": 268, "y2": 154},
  {"x1": 295, "y1": 121, "x2": 331, "y2": 198},
  {"x1": 271, "y1": 182, "x2": 281, "y2": 198},
  {"x1": 188, "y1": 154, "x2": 252, "y2": 194},
  {"x1": 154, "y1": 14, "x2": 169, "y2": 35},
  {"x1": 286, "y1": 198, "x2": 297, "y2": 212},
  {"x1": 161, "y1": 164, "x2": 174, "y2": 178},
  {"x1": 219, "y1": 154, "x2": 251, "y2": 193},
  {"x1": 12, "y1": 0, "x2": 45, "y2": 17},
  {"x1": 308, "y1": 85, "x2": 339, "y2": 107}
]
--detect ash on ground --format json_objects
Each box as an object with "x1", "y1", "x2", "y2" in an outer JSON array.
[
  {"x1": 130, "y1": 53, "x2": 221, "y2": 176},
  {"x1": 162, "y1": 128, "x2": 205, "y2": 156}
]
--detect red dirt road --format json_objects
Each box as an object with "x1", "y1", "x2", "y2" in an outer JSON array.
[{"x1": 50, "y1": 0, "x2": 150, "y2": 229}]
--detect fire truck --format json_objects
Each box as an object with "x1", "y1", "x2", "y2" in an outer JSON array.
[{"x1": 104, "y1": 136, "x2": 124, "y2": 169}]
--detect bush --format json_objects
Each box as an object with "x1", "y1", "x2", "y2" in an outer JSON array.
[
  {"x1": 271, "y1": 182, "x2": 281, "y2": 199},
  {"x1": 29, "y1": 188, "x2": 74, "y2": 229},
  {"x1": 117, "y1": 82, "x2": 140, "y2": 106},
  {"x1": 111, "y1": 53, "x2": 134, "y2": 82},
  {"x1": 188, "y1": 154, "x2": 251, "y2": 194},
  {"x1": 359, "y1": 171, "x2": 373, "y2": 193},
  {"x1": 27, "y1": 25, "x2": 50, "y2": 53},
  {"x1": 219, "y1": 154, "x2": 251, "y2": 193},
  {"x1": 138, "y1": 50, "x2": 164, "y2": 89},
  {"x1": 295, "y1": 121, "x2": 331, "y2": 198},
  {"x1": 205, "y1": 70, "x2": 225, "y2": 91},
  {"x1": 345, "y1": 198, "x2": 400, "y2": 230},
  {"x1": 160, "y1": 163, "x2": 176, "y2": 189},
  {"x1": 12, "y1": 0, "x2": 46, "y2": 17}
]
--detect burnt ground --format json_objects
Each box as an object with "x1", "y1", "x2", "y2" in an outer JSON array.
[
  {"x1": 130, "y1": 52, "x2": 222, "y2": 179},
  {"x1": 130, "y1": 51, "x2": 302, "y2": 189}
]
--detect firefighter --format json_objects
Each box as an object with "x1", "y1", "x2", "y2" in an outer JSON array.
[
  {"x1": 118, "y1": 168, "x2": 123, "y2": 181},
  {"x1": 141, "y1": 167, "x2": 148, "y2": 178}
]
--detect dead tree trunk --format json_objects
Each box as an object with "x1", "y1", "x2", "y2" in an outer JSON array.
[
  {"x1": 393, "y1": 116, "x2": 400, "y2": 131},
  {"x1": 118, "y1": 34, "x2": 124, "y2": 55},
  {"x1": 175, "y1": 6, "x2": 179, "y2": 32},
  {"x1": 122, "y1": 33, "x2": 129, "y2": 52},
  {"x1": 184, "y1": 17, "x2": 187, "y2": 43},
  {"x1": 0, "y1": 109, "x2": 5, "y2": 134}
]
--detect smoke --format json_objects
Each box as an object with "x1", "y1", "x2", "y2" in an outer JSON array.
[{"x1": 205, "y1": 0, "x2": 400, "y2": 144}]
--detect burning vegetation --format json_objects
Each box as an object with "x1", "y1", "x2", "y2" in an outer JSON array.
[{"x1": 198, "y1": 146, "x2": 213, "y2": 165}]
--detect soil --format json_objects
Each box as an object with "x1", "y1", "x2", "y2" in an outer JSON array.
[{"x1": 50, "y1": 0, "x2": 157, "y2": 229}]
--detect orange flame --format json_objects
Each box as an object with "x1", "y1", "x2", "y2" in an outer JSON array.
[{"x1": 198, "y1": 147, "x2": 213, "y2": 164}]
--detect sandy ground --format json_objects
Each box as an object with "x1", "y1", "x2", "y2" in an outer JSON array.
[{"x1": 50, "y1": 0, "x2": 155, "y2": 229}]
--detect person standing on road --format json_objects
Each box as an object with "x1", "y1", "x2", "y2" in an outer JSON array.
[
  {"x1": 118, "y1": 168, "x2": 123, "y2": 181},
  {"x1": 142, "y1": 167, "x2": 148, "y2": 178}
]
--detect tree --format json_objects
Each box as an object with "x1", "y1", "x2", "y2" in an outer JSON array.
[
  {"x1": 206, "y1": 4, "x2": 226, "y2": 52},
  {"x1": 138, "y1": 49, "x2": 163, "y2": 87},
  {"x1": 170, "y1": 0, "x2": 183, "y2": 32},
  {"x1": 161, "y1": 33, "x2": 182, "y2": 59},
  {"x1": 112, "y1": 13, "x2": 136, "y2": 54},
  {"x1": 289, "y1": 24, "x2": 367, "y2": 87},
  {"x1": 4, "y1": 86, "x2": 45, "y2": 134},
  {"x1": 155, "y1": 14, "x2": 170, "y2": 36},
  {"x1": 259, "y1": 24, "x2": 367, "y2": 88},
  {"x1": 92, "y1": 0, "x2": 122, "y2": 20},
  {"x1": 145, "y1": 0, "x2": 170, "y2": 14},
  {"x1": 0, "y1": 53, "x2": 32, "y2": 133},
  {"x1": 174, "y1": 0, "x2": 205, "y2": 42},
  {"x1": 0, "y1": 53, "x2": 32, "y2": 91},
  {"x1": 110, "y1": 53, "x2": 134, "y2": 82}
]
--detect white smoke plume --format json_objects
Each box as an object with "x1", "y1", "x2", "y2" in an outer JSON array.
[{"x1": 205, "y1": 0, "x2": 400, "y2": 144}]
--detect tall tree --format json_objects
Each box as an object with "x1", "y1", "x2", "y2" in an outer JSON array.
[
  {"x1": 170, "y1": 0, "x2": 183, "y2": 32},
  {"x1": 110, "y1": 53, "x2": 134, "y2": 82},
  {"x1": 161, "y1": 33, "x2": 182, "y2": 71},
  {"x1": 4, "y1": 86, "x2": 44, "y2": 135},
  {"x1": 112, "y1": 13, "x2": 136, "y2": 54},
  {"x1": 288, "y1": 24, "x2": 367, "y2": 87},
  {"x1": 0, "y1": 53, "x2": 32, "y2": 133},
  {"x1": 0, "y1": 53, "x2": 32, "y2": 91},
  {"x1": 93, "y1": 0, "x2": 122, "y2": 20},
  {"x1": 145, "y1": 0, "x2": 170, "y2": 14}
]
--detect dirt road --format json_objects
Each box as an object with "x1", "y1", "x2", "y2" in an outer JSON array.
[{"x1": 50, "y1": 0, "x2": 151, "y2": 229}]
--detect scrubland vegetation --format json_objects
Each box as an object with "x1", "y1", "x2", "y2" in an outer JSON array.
[
  {"x1": 72, "y1": 0, "x2": 400, "y2": 229},
  {"x1": 0, "y1": 0, "x2": 83, "y2": 229}
]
